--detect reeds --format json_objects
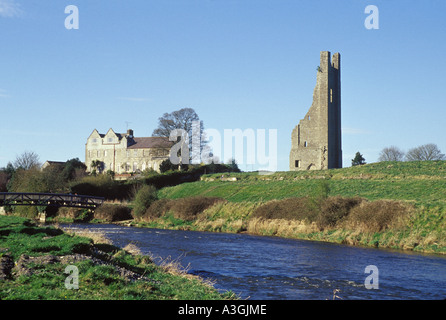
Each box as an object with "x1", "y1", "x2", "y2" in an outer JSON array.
[
  {"x1": 141, "y1": 197, "x2": 226, "y2": 222},
  {"x1": 61, "y1": 225, "x2": 113, "y2": 245}
]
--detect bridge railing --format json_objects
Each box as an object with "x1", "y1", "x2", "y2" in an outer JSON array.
[{"x1": 0, "y1": 192, "x2": 104, "y2": 209}]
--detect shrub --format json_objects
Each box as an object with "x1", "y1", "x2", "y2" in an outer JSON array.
[
  {"x1": 12, "y1": 206, "x2": 40, "y2": 219},
  {"x1": 316, "y1": 196, "x2": 363, "y2": 230},
  {"x1": 57, "y1": 207, "x2": 90, "y2": 221},
  {"x1": 251, "y1": 197, "x2": 315, "y2": 221},
  {"x1": 141, "y1": 197, "x2": 225, "y2": 222},
  {"x1": 159, "y1": 159, "x2": 178, "y2": 173},
  {"x1": 70, "y1": 175, "x2": 137, "y2": 201},
  {"x1": 94, "y1": 204, "x2": 132, "y2": 222},
  {"x1": 346, "y1": 200, "x2": 413, "y2": 232},
  {"x1": 142, "y1": 198, "x2": 174, "y2": 221},
  {"x1": 170, "y1": 197, "x2": 225, "y2": 221},
  {"x1": 132, "y1": 185, "x2": 158, "y2": 218},
  {"x1": 251, "y1": 196, "x2": 364, "y2": 230}
]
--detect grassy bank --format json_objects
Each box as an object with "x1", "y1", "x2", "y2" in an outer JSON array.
[
  {"x1": 133, "y1": 161, "x2": 446, "y2": 255},
  {"x1": 159, "y1": 161, "x2": 446, "y2": 203},
  {"x1": 0, "y1": 215, "x2": 234, "y2": 300}
]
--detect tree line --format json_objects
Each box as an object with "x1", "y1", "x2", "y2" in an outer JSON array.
[
  {"x1": 0, "y1": 151, "x2": 87, "y2": 193},
  {"x1": 352, "y1": 143, "x2": 445, "y2": 166},
  {"x1": 378, "y1": 144, "x2": 445, "y2": 162}
]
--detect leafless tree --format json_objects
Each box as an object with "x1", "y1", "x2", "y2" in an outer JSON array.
[
  {"x1": 152, "y1": 107, "x2": 200, "y2": 137},
  {"x1": 152, "y1": 108, "x2": 205, "y2": 165},
  {"x1": 13, "y1": 151, "x2": 41, "y2": 170},
  {"x1": 405, "y1": 143, "x2": 445, "y2": 161},
  {"x1": 378, "y1": 146, "x2": 405, "y2": 162}
]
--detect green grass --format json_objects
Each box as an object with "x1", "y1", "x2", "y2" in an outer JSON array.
[
  {"x1": 152, "y1": 161, "x2": 446, "y2": 254},
  {"x1": 0, "y1": 216, "x2": 234, "y2": 300},
  {"x1": 159, "y1": 179, "x2": 446, "y2": 203},
  {"x1": 159, "y1": 161, "x2": 446, "y2": 204},
  {"x1": 0, "y1": 216, "x2": 92, "y2": 260}
]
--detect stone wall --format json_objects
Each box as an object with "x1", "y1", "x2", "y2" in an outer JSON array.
[
  {"x1": 85, "y1": 129, "x2": 171, "y2": 174},
  {"x1": 289, "y1": 51, "x2": 342, "y2": 171}
]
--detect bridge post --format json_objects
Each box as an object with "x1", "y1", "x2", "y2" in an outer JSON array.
[{"x1": 38, "y1": 211, "x2": 46, "y2": 223}]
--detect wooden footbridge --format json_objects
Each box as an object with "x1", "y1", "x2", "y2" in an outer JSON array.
[{"x1": 0, "y1": 192, "x2": 104, "y2": 210}]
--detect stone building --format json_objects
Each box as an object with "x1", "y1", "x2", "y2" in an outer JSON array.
[
  {"x1": 41, "y1": 161, "x2": 65, "y2": 171},
  {"x1": 85, "y1": 128, "x2": 173, "y2": 174},
  {"x1": 289, "y1": 51, "x2": 342, "y2": 171}
]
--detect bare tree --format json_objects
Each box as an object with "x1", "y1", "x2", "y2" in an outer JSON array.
[
  {"x1": 405, "y1": 143, "x2": 445, "y2": 161},
  {"x1": 152, "y1": 108, "x2": 200, "y2": 137},
  {"x1": 378, "y1": 146, "x2": 405, "y2": 162},
  {"x1": 152, "y1": 107, "x2": 205, "y2": 166},
  {"x1": 13, "y1": 151, "x2": 41, "y2": 170}
]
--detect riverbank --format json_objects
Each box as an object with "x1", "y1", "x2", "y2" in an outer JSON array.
[
  {"x1": 26, "y1": 161, "x2": 446, "y2": 256},
  {"x1": 126, "y1": 198, "x2": 445, "y2": 255},
  {"x1": 0, "y1": 215, "x2": 235, "y2": 300},
  {"x1": 133, "y1": 161, "x2": 446, "y2": 255}
]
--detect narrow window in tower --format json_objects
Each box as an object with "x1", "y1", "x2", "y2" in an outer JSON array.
[
  {"x1": 295, "y1": 160, "x2": 300, "y2": 168},
  {"x1": 330, "y1": 89, "x2": 333, "y2": 103},
  {"x1": 304, "y1": 141, "x2": 308, "y2": 147}
]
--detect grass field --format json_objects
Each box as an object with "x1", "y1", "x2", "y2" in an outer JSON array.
[
  {"x1": 0, "y1": 215, "x2": 234, "y2": 300},
  {"x1": 146, "y1": 161, "x2": 446, "y2": 254},
  {"x1": 158, "y1": 161, "x2": 446, "y2": 204}
]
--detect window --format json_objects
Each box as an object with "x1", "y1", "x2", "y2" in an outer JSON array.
[
  {"x1": 330, "y1": 89, "x2": 333, "y2": 103},
  {"x1": 104, "y1": 150, "x2": 108, "y2": 157},
  {"x1": 304, "y1": 141, "x2": 308, "y2": 147},
  {"x1": 295, "y1": 160, "x2": 300, "y2": 168},
  {"x1": 108, "y1": 138, "x2": 113, "y2": 143}
]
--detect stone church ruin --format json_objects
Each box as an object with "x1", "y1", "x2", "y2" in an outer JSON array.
[{"x1": 289, "y1": 51, "x2": 342, "y2": 171}]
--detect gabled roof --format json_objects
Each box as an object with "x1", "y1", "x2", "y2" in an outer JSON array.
[
  {"x1": 87, "y1": 129, "x2": 104, "y2": 139},
  {"x1": 127, "y1": 137, "x2": 173, "y2": 149},
  {"x1": 87, "y1": 128, "x2": 173, "y2": 149}
]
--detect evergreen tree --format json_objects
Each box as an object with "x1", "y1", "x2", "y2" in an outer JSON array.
[{"x1": 351, "y1": 152, "x2": 366, "y2": 166}]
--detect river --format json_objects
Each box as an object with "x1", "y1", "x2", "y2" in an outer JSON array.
[{"x1": 62, "y1": 223, "x2": 446, "y2": 300}]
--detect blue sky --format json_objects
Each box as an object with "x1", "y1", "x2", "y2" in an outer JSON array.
[{"x1": 0, "y1": 0, "x2": 445, "y2": 172}]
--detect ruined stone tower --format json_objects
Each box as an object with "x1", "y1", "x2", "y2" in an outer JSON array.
[{"x1": 289, "y1": 51, "x2": 342, "y2": 171}]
